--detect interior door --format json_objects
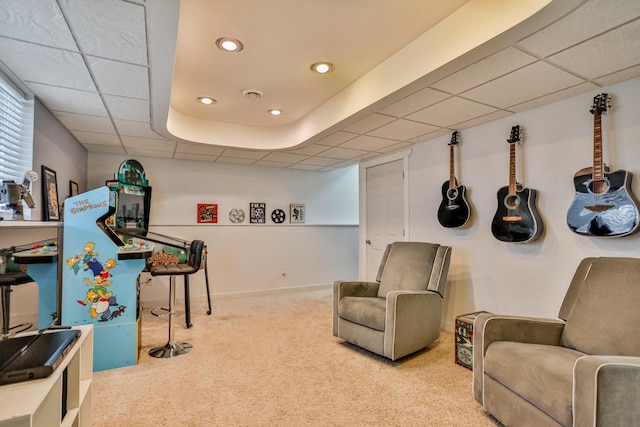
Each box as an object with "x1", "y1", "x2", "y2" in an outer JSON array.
[{"x1": 365, "y1": 159, "x2": 405, "y2": 281}]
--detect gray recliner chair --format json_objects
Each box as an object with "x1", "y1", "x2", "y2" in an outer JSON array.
[
  {"x1": 473, "y1": 257, "x2": 640, "y2": 427},
  {"x1": 333, "y1": 241, "x2": 451, "y2": 361}
]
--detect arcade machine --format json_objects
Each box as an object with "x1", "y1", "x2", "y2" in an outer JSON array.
[
  {"x1": 105, "y1": 160, "x2": 212, "y2": 329},
  {"x1": 61, "y1": 186, "x2": 153, "y2": 371}
]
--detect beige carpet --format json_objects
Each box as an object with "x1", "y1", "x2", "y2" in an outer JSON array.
[{"x1": 92, "y1": 288, "x2": 498, "y2": 426}]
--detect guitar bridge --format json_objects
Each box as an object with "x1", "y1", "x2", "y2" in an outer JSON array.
[
  {"x1": 502, "y1": 216, "x2": 522, "y2": 222},
  {"x1": 585, "y1": 204, "x2": 614, "y2": 212},
  {"x1": 446, "y1": 205, "x2": 460, "y2": 210}
]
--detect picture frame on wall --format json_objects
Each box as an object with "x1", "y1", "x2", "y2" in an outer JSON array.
[
  {"x1": 197, "y1": 203, "x2": 218, "y2": 224},
  {"x1": 42, "y1": 165, "x2": 60, "y2": 221},
  {"x1": 69, "y1": 180, "x2": 79, "y2": 197},
  {"x1": 250, "y1": 202, "x2": 266, "y2": 224},
  {"x1": 290, "y1": 203, "x2": 305, "y2": 223}
]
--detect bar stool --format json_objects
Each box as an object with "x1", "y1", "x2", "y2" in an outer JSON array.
[
  {"x1": 0, "y1": 271, "x2": 34, "y2": 337},
  {"x1": 148, "y1": 239, "x2": 204, "y2": 358}
]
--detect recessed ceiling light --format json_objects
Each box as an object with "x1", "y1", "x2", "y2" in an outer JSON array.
[
  {"x1": 215, "y1": 37, "x2": 244, "y2": 52},
  {"x1": 268, "y1": 109, "x2": 283, "y2": 116},
  {"x1": 310, "y1": 62, "x2": 334, "y2": 74},
  {"x1": 197, "y1": 97, "x2": 216, "y2": 105},
  {"x1": 243, "y1": 89, "x2": 263, "y2": 100}
]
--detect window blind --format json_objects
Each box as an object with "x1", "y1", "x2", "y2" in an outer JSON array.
[{"x1": 0, "y1": 71, "x2": 34, "y2": 182}]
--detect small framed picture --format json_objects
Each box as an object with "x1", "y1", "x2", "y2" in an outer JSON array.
[
  {"x1": 41, "y1": 165, "x2": 60, "y2": 221},
  {"x1": 290, "y1": 203, "x2": 305, "y2": 223},
  {"x1": 250, "y1": 202, "x2": 266, "y2": 224},
  {"x1": 197, "y1": 203, "x2": 218, "y2": 224},
  {"x1": 69, "y1": 180, "x2": 79, "y2": 197}
]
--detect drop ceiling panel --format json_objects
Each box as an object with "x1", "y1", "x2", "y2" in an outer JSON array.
[
  {"x1": 461, "y1": 61, "x2": 585, "y2": 109},
  {"x1": 319, "y1": 147, "x2": 368, "y2": 160},
  {"x1": 367, "y1": 119, "x2": 440, "y2": 141},
  {"x1": 126, "y1": 148, "x2": 174, "y2": 158},
  {"x1": 0, "y1": 38, "x2": 95, "y2": 91},
  {"x1": 450, "y1": 110, "x2": 513, "y2": 130},
  {"x1": 261, "y1": 152, "x2": 308, "y2": 163},
  {"x1": 517, "y1": 0, "x2": 640, "y2": 58},
  {"x1": 0, "y1": 0, "x2": 77, "y2": 50},
  {"x1": 547, "y1": 19, "x2": 640, "y2": 80},
  {"x1": 283, "y1": 145, "x2": 330, "y2": 156},
  {"x1": 594, "y1": 64, "x2": 640, "y2": 87},
  {"x1": 28, "y1": 83, "x2": 107, "y2": 117},
  {"x1": 288, "y1": 164, "x2": 323, "y2": 171},
  {"x1": 509, "y1": 81, "x2": 598, "y2": 113},
  {"x1": 82, "y1": 144, "x2": 126, "y2": 154},
  {"x1": 431, "y1": 47, "x2": 537, "y2": 94},
  {"x1": 406, "y1": 97, "x2": 497, "y2": 127},
  {"x1": 175, "y1": 142, "x2": 225, "y2": 156},
  {"x1": 70, "y1": 130, "x2": 121, "y2": 146},
  {"x1": 216, "y1": 157, "x2": 257, "y2": 165},
  {"x1": 113, "y1": 120, "x2": 162, "y2": 139},
  {"x1": 174, "y1": 153, "x2": 218, "y2": 162},
  {"x1": 61, "y1": 0, "x2": 147, "y2": 66},
  {"x1": 122, "y1": 136, "x2": 176, "y2": 152},
  {"x1": 88, "y1": 57, "x2": 149, "y2": 99},
  {"x1": 343, "y1": 113, "x2": 396, "y2": 134},
  {"x1": 408, "y1": 128, "x2": 452, "y2": 143},
  {"x1": 378, "y1": 87, "x2": 450, "y2": 118},
  {"x1": 253, "y1": 160, "x2": 290, "y2": 168},
  {"x1": 54, "y1": 111, "x2": 115, "y2": 133},
  {"x1": 339, "y1": 135, "x2": 400, "y2": 152},
  {"x1": 104, "y1": 95, "x2": 149, "y2": 122},
  {"x1": 313, "y1": 131, "x2": 358, "y2": 147},
  {"x1": 297, "y1": 157, "x2": 341, "y2": 167},
  {"x1": 376, "y1": 141, "x2": 413, "y2": 153},
  {"x1": 221, "y1": 149, "x2": 268, "y2": 160}
]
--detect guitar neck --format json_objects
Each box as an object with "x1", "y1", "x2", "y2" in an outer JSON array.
[
  {"x1": 593, "y1": 112, "x2": 604, "y2": 181},
  {"x1": 449, "y1": 144, "x2": 455, "y2": 190},
  {"x1": 508, "y1": 142, "x2": 517, "y2": 195}
]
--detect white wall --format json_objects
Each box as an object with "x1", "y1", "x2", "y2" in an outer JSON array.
[
  {"x1": 399, "y1": 76, "x2": 640, "y2": 330},
  {"x1": 86, "y1": 154, "x2": 359, "y2": 306}
]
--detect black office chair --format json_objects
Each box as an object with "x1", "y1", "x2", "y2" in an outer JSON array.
[
  {"x1": 148, "y1": 239, "x2": 204, "y2": 358},
  {"x1": 0, "y1": 270, "x2": 34, "y2": 337}
]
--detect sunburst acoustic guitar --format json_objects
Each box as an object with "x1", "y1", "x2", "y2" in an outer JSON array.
[
  {"x1": 437, "y1": 131, "x2": 471, "y2": 228},
  {"x1": 566, "y1": 93, "x2": 640, "y2": 237},
  {"x1": 491, "y1": 125, "x2": 544, "y2": 243}
]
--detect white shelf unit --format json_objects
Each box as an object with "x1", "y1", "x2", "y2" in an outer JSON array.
[{"x1": 0, "y1": 324, "x2": 93, "y2": 427}]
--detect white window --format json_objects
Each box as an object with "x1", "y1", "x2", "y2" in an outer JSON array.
[{"x1": 0, "y1": 70, "x2": 34, "y2": 182}]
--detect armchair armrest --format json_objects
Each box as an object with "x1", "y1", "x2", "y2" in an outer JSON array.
[
  {"x1": 573, "y1": 355, "x2": 640, "y2": 427},
  {"x1": 384, "y1": 290, "x2": 442, "y2": 360},
  {"x1": 332, "y1": 281, "x2": 380, "y2": 336},
  {"x1": 473, "y1": 314, "x2": 566, "y2": 404}
]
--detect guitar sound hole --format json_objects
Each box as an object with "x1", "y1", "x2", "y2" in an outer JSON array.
[
  {"x1": 587, "y1": 178, "x2": 610, "y2": 195},
  {"x1": 446, "y1": 188, "x2": 459, "y2": 201},
  {"x1": 504, "y1": 195, "x2": 520, "y2": 210}
]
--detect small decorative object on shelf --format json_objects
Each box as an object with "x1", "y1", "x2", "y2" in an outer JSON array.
[
  {"x1": 271, "y1": 209, "x2": 285, "y2": 223},
  {"x1": 229, "y1": 208, "x2": 245, "y2": 223},
  {"x1": 250, "y1": 202, "x2": 266, "y2": 224},
  {"x1": 455, "y1": 311, "x2": 489, "y2": 370},
  {"x1": 290, "y1": 203, "x2": 305, "y2": 223},
  {"x1": 197, "y1": 203, "x2": 218, "y2": 224}
]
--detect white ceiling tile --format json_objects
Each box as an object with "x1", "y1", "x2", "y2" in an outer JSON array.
[
  {"x1": 88, "y1": 57, "x2": 149, "y2": 99},
  {"x1": 126, "y1": 148, "x2": 174, "y2": 158},
  {"x1": 0, "y1": 38, "x2": 95, "y2": 91},
  {"x1": 114, "y1": 120, "x2": 163, "y2": 139},
  {"x1": 261, "y1": 152, "x2": 308, "y2": 163},
  {"x1": 175, "y1": 142, "x2": 225, "y2": 156},
  {"x1": 287, "y1": 164, "x2": 323, "y2": 171},
  {"x1": 340, "y1": 135, "x2": 400, "y2": 152},
  {"x1": 61, "y1": 0, "x2": 147, "y2": 65},
  {"x1": 408, "y1": 128, "x2": 452, "y2": 143},
  {"x1": 406, "y1": 97, "x2": 497, "y2": 127},
  {"x1": 517, "y1": 0, "x2": 640, "y2": 57},
  {"x1": 547, "y1": 20, "x2": 640, "y2": 80},
  {"x1": 70, "y1": 130, "x2": 121, "y2": 146},
  {"x1": 81, "y1": 143, "x2": 125, "y2": 154},
  {"x1": 28, "y1": 83, "x2": 106, "y2": 116},
  {"x1": 221, "y1": 149, "x2": 268, "y2": 160},
  {"x1": 104, "y1": 95, "x2": 149, "y2": 122},
  {"x1": 121, "y1": 136, "x2": 176, "y2": 152},
  {"x1": 173, "y1": 152, "x2": 218, "y2": 162},
  {"x1": 432, "y1": 47, "x2": 537, "y2": 94},
  {"x1": 376, "y1": 141, "x2": 413, "y2": 154},
  {"x1": 378, "y1": 87, "x2": 450, "y2": 117},
  {"x1": 319, "y1": 147, "x2": 368, "y2": 160},
  {"x1": 216, "y1": 157, "x2": 257, "y2": 165},
  {"x1": 0, "y1": 0, "x2": 77, "y2": 50},
  {"x1": 343, "y1": 113, "x2": 396, "y2": 134},
  {"x1": 461, "y1": 62, "x2": 585, "y2": 109},
  {"x1": 283, "y1": 144, "x2": 330, "y2": 156},
  {"x1": 54, "y1": 111, "x2": 115, "y2": 133},
  {"x1": 297, "y1": 157, "x2": 341, "y2": 167},
  {"x1": 594, "y1": 64, "x2": 640, "y2": 87},
  {"x1": 367, "y1": 119, "x2": 440, "y2": 140},
  {"x1": 509, "y1": 82, "x2": 598, "y2": 113},
  {"x1": 451, "y1": 110, "x2": 514, "y2": 130},
  {"x1": 314, "y1": 131, "x2": 358, "y2": 147},
  {"x1": 254, "y1": 160, "x2": 290, "y2": 168}
]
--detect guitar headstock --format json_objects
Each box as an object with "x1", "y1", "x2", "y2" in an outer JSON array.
[
  {"x1": 507, "y1": 125, "x2": 521, "y2": 144},
  {"x1": 590, "y1": 93, "x2": 611, "y2": 115},
  {"x1": 448, "y1": 131, "x2": 460, "y2": 146}
]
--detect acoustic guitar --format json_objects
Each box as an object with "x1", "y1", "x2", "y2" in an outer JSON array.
[
  {"x1": 437, "y1": 131, "x2": 471, "y2": 228},
  {"x1": 566, "y1": 93, "x2": 640, "y2": 237},
  {"x1": 491, "y1": 125, "x2": 544, "y2": 243}
]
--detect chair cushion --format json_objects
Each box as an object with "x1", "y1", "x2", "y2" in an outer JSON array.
[
  {"x1": 377, "y1": 242, "x2": 438, "y2": 298},
  {"x1": 561, "y1": 257, "x2": 640, "y2": 356},
  {"x1": 485, "y1": 341, "x2": 585, "y2": 427},
  {"x1": 338, "y1": 296, "x2": 386, "y2": 331},
  {"x1": 149, "y1": 263, "x2": 198, "y2": 276}
]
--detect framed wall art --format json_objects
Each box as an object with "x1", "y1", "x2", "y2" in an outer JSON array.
[
  {"x1": 290, "y1": 203, "x2": 305, "y2": 223},
  {"x1": 69, "y1": 180, "x2": 79, "y2": 197},
  {"x1": 41, "y1": 165, "x2": 60, "y2": 221},
  {"x1": 250, "y1": 202, "x2": 266, "y2": 224},
  {"x1": 197, "y1": 203, "x2": 218, "y2": 224}
]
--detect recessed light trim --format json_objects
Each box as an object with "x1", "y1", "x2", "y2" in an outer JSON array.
[
  {"x1": 215, "y1": 37, "x2": 244, "y2": 52},
  {"x1": 198, "y1": 97, "x2": 216, "y2": 105},
  {"x1": 268, "y1": 109, "x2": 283, "y2": 116},
  {"x1": 243, "y1": 89, "x2": 263, "y2": 100},
  {"x1": 310, "y1": 62, "x2": 334, "y2": 74}
]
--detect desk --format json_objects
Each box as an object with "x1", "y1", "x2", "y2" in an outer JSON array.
[{"x1": 0, "y1": 324, "x2": 93, "y2": 427}]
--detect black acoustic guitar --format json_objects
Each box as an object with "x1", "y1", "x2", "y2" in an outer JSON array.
[
  {"x1": 491, "y1": 125, "x2": 544, "y2": 243},
  {"x1": 437, "y1": 131, "x2": 471, "y2": 228},
  {"x1": 566, "y1": 93, "x2": 640, "y2": 237}
]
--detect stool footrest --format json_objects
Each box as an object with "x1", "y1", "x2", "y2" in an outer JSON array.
[
  {"x1": 149, "y1": 340, "x2": 192, "y2": 358},
  {"x1": 150, "y1": 307, "x2": 170, "y2": 317}
]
